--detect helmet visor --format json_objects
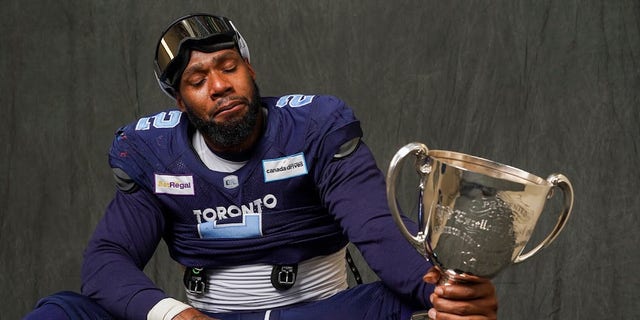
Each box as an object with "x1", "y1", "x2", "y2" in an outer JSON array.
[{"x1": 155, "y1": 14, "x2": 249, "y2": 86}]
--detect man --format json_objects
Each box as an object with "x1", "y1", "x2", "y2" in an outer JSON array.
[{"x1": 26, "y1": 14, "x2": 497, "y2": 320}]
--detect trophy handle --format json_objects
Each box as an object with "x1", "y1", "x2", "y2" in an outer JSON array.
[
  {"x1": 514, "y1": 173, "x2": 574, "y2": 263},
  {"x1": 386, "y1": 142, "x2": 431, "y2": 256}
]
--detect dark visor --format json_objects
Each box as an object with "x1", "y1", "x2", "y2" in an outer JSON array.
[{"x1": 154, "y1": 14, "x2": 250, "y2": 96}]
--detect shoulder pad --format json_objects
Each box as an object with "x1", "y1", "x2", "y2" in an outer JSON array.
[
  {"x1": 334, "y1": 137, "x2": 361, "y2": 159},
  {"x1": 112, "y1": 167, "x2": 139, "y2": 193}
]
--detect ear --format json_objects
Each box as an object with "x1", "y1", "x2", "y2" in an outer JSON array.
[
  {"x1": 244, "y1": 58, "x2": 256, "y2": 79},
  {"x1": 175, "y1": 93, "x2": 186, "y2": 112}
]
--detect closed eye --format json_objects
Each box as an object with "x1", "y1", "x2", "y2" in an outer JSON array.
[
  {"x1": 221, "y1": 64, "x2": 237, "y2": 73},
  {"x1": 188, "y1": 77, "x2": 206, "y2": 87}
]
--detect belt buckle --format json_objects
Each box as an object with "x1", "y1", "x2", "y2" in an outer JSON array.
[
  {"x1": 271, "y1": 264, "x2": 298, "y2": 291},
  {"x1": 183, "y1": 267, "x2": 207, "y2": 294}
]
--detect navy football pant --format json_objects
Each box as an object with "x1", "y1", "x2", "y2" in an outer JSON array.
[
  {"x1": 24, "y1": 282, "x2": 423, "y2": 320},
  {"x1": 23, "y1": 291, "x2": 112, "y2": 320}
]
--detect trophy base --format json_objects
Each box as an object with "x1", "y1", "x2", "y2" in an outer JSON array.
[{"x1": 410, "y1": 310, "x2": 430, "y2": 320}]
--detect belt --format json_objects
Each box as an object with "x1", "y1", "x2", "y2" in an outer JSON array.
[{"x1": 184, "y1": 264, "x2": 300, "y2": 293}]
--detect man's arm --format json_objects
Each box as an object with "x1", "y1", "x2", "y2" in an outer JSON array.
[
  {"x1": 317, "y1": 141, "x2": 435, "y2": 307},
  {"x1": 81, "y1": 188, "x2": 169, "y2": 320},
  {"x1": 319, "y1": 142, "x2": 498, "y2": 317}
]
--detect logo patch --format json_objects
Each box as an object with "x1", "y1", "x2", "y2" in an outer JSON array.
[
  {"x1": 262, "y1": 153, "x2": 308, "y2": 182},
  {"x1": 197, "y1": 213, "x2": 263, "y2": 239},
  {"x1": 154, "y1": 174, "x2": 195, "y2": 195},
  {"x1": 223, "y1": 175, "x2": 239, "y2": 189}
]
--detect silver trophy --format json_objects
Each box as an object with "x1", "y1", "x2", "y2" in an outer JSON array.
[{"x1": 386, "y1": 142, "x2": 574, "y2": 283}]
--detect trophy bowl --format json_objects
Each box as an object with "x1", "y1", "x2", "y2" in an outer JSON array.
[{"x1": 386, "y1": 142, "x2": 574, "y2": 282}]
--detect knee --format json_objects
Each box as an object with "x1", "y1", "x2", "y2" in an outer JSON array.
[{"x1": 24, "y1": 291, "x2": 112, "y2": 320}]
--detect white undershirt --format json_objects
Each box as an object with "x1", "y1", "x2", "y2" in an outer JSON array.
[
  {"x1": 148, "y1": 248, "x2": 349, "y2": 319},
  {"x1": 187, "y1": 247, "x2": 349, "y2": 313},
  {"x1": 192, "y1": 130, "x2": 247, "y2": 172}
]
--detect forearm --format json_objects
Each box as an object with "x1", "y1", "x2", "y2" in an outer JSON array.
[
  {"x1": 81, "y1": 189, "x2": 168, "y2": 319},
  {"x1": 81, "y1": 250, "x2": 168, "y2": 319}
]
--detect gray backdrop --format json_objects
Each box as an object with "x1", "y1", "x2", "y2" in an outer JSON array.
[{"x1": 1, "y1": 1, "x2": 638, "y2": 319}]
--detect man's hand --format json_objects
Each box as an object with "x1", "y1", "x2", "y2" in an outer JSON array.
[
  {"x1": 172, "y1": 307, "x2": 219, "y2": 320},
  {"x1": 423, "y1": 268, "x2": 498, "y2": 320}
]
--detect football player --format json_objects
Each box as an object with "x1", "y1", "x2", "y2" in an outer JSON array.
[{"x1": 25, "y1": 14, "x2": 497, "y2": 320}]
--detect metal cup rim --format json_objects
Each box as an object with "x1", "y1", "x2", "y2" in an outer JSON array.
[{"x1": 428, "y1": 150, "x2": 549, "y2": 187}]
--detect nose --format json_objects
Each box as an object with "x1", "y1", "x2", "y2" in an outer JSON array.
[{"x1": 208, "y1": 72, "x2": 232, "y2": 99}]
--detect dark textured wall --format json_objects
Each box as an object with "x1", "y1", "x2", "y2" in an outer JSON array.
[{"x1": 1, "y1": 1, "x2": 638, "y2": 319}]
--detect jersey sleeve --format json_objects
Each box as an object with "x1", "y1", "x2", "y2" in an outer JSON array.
[
  {"x1": 82, "y1": 123, "x2": 174, "y2": 319},
  {"x1": 81, "y1": 188, "x2": 169, "y2": 320},
  {"x1": 314, "y1": 128, "x2": 435, "y2": 307},
  {"x1": 303, "y1": 96, "x2": 364, "y2": 180}
]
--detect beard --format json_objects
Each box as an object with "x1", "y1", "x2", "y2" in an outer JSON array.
[{"x1": 185, "y1": 81, "x2": 262, "y2": 148}]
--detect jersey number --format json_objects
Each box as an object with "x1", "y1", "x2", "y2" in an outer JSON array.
[
  {"x1": 135, "y1": 111, "x2": 182, "y2": 130},
  {"x1": 276, "y1": 95, "x2": 314, "y2": 108}
]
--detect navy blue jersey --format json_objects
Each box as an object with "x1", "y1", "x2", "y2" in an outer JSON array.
[{"x1": 81, "y1": 95, "x2": 433, "y2": 319}]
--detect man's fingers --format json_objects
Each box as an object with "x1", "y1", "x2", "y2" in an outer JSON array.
[
  {"x1": 423, "y1": 268, "x2": 441, "y2": 284},
  {"x1": 430, "y1": 293, "x2": 498, "y2": 319},
  {"x1": 428, "y1": 280, "x2": 498, "y2": 319},
  {"x1": 428, "y1": 307, "x2": 497, "y2": 320},
  {"x1": 423, "y1": 268, "x2": 498, "y2": 319},
  {"x1": 436, "y1": 280, "x2": 496, "y2": 300},
  {"x1": 422, "y1": 268, "x2": 492, "y2": 286}
]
